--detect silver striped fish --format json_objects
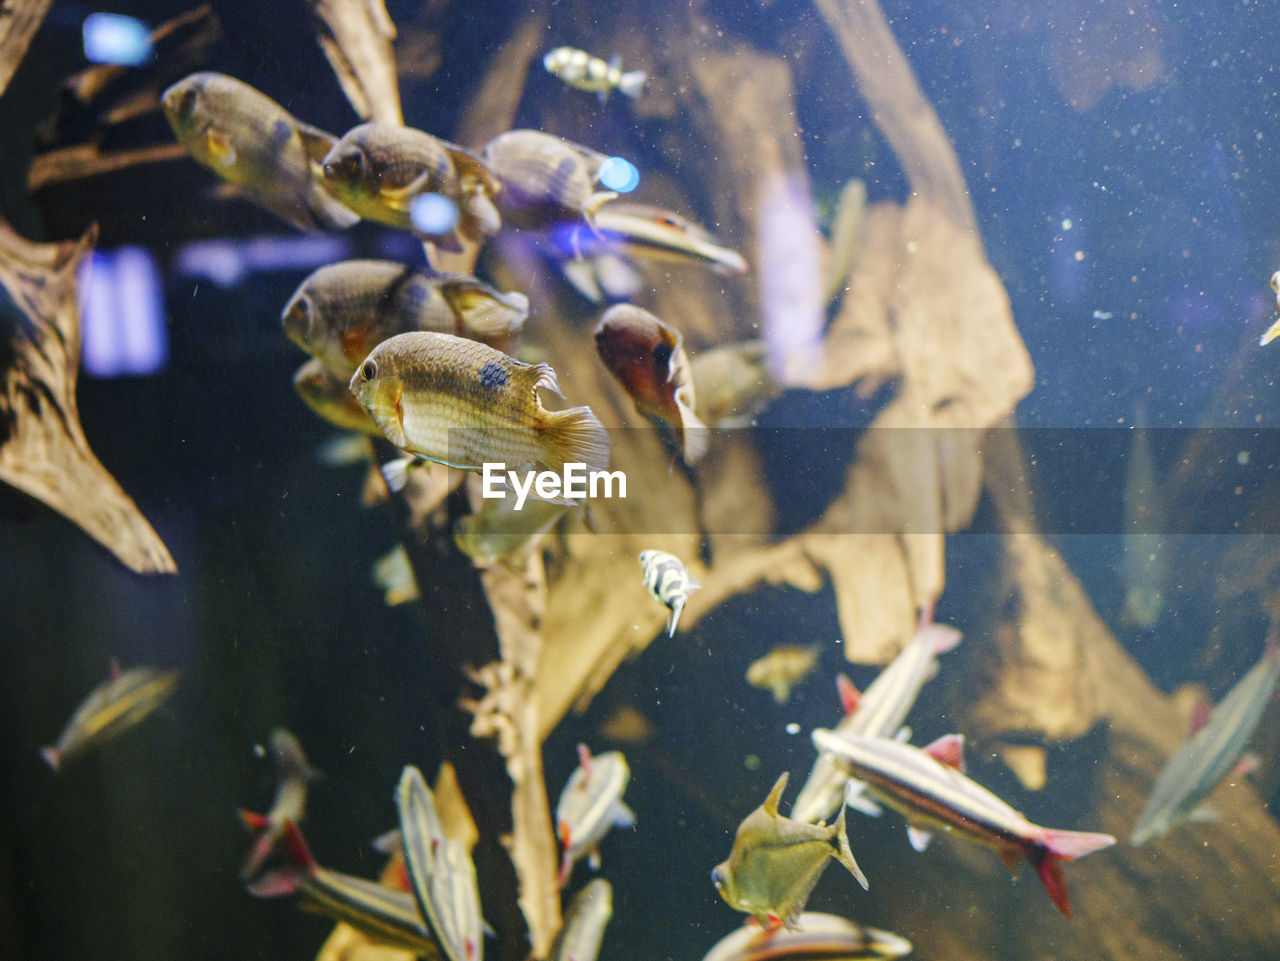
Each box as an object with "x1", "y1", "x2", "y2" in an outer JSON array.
[
  {"x1": 639, "y1": 549, "x2": 700, "y2": 637},
  {"x1": 555, "y1": 745, "x2": 634, "y2": 887},
  {"x1": 1131, "y1": 632, "x2": 1280, "y2": 845},
  {"x1": 793, "y1": 611, "x2": 962, "y2": 824},
  {"x1": 700, "y1": 912, "x2": 911, "y2": 961},
  {"x1": 812, "y1": 730, "x2": 1115, "y2": 918},
  {"x1": 246, "y1": 820, "x2": 439, "y2": 958},
  {"x1": 397, "y1": 765, "x2": 487, "y2": 961},
  {"x1": 41, "y1": 662, "x2": 180, "y2": 772},
  {"x1": 551, "y1": 878, "x2": 612, "y2": 961}
]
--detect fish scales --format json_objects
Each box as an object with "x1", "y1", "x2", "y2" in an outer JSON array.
[
  {"x1": 297, "y1": 867, "x2": 439, "y2": 956},
  {"x1": 351, "y1": 331, "x2": 609, "y2": 476},
  {"x1": 1132, "y1": 638, "x2": 1280, "y2": 844},
  {"x1": 483, "y1": 130, "x2": 611, "y2": 228}
]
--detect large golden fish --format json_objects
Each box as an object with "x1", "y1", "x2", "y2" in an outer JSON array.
[
  {"x1": 712, "y1": 772, "x2": 867, "y2": 930},
  {"x1": 161, "y1": 72, "x2": 358, "y2": 231},
  {"x1": 282, "y1": 260, "x2": 528, "y2": 376},
  {"x1": 349, "y1": 331, "x2": 610, "y2": 480},
  {"x1": 320, "y1": 122, "x2": 501, "y2": 249},
  {"x1": 594, "y1": 304, "x2": 707, "y2": 465}
]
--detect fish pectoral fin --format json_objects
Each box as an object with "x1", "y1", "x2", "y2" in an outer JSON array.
[
  {"x1": 204, "y1": 127, "x2": 236, "y2": 166},
  {"x1": 907, "y1": 826, "x2": 933, "y2": 853},
  {"x1": 587, "y1": 846, "x2": 602, "y2": 870},
  {"x1": 378, "y1": 171, "x2": 432, "y2": 211},
  {"x1": 611, "y1": 799, "x2": 637, "y2": 829}
]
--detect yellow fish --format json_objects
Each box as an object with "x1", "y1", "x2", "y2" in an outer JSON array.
[
  {"x1": 711, "y1": 772, "x2": 867, "y2": 930},
  {"x1": 594, "y1": 305, "x2": 707, "y2": 465},
  {"x1": 453, "y1": 489, "x2": 568, "y2": 567},
  {"x1": 482, "y1": 129, "x2": 617, "y2": 229},
  {"x1": 349, "y1": 331, "x2": 610, "y2": 484},
  {"x1": 161, "y1": 72, "x2": 358, "y2": 232},
  {"x1": 320, "y1": 122, "x2": 501, "y2": 249},
  {"x1": 282, "y1": 260, "x2": 528, "y2": 376},
  {"x1": 746, "y1": 644, "x2": 822, "y2": 704}
]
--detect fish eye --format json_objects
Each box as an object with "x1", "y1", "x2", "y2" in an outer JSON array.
[
  {"x1": 178, "y1": 86, "x2": 198, "y2": 116},
  {"x1": 327, "y1": 150, "x2": 365, "y2": 182},
  {"x1": 656, "y1": 213, "x2": 684, "y2": 231},
  {"x1": 359, "y1": 359, "x2": 378, "y2": 381}
]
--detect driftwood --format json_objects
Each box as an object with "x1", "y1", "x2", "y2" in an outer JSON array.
[
  {"x1": 306, "y1": 0, "x2": 402, "y2": 125},
  {"x1": 0, "y1": 0, "x2": 51, "y2": 97},
  {"x1": 0, "y1": 219, "x2": 175, "y2": 574}
]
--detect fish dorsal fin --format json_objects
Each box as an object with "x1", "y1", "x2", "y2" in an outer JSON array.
[
  {"x1": 762, "y1": 771, "x2": 789, "y2": 817},
  {"x1": 443, "y1": 142, "x2": 502, "y2": 196},
  {"x1": 295, "y1": 121, "x2": 338, "y2": 164},
  {"x1": 923, "y1": 733, "x2": 966, "y2": 773},
  {"x1": 836, "y1": 674, "x2": 861, "y2": 716},
  {"x1": 523, "y1": 361, "x2": 565, "y2": 401}
]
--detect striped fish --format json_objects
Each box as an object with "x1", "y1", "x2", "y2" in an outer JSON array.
[
  {"x1": 555, "y1": 744, "x2": 635, "y2": 887},
  {"x1": 397, "y1": 765, "x2": 487, "y2": 961},
  {"x1": 551, "y1": 878, "x2": 612, "y2": 961},
  {"x1": 238, "y1": 728, "x2": 317, "y2": 880},
  {"x1": 700, "y1": 912, "x2": 912, "y2": 961},
  {"x1": 542, "y1": 47, "x2": 646, "y2": 101},
  {"x1": 793, "y1": 610, "x2": 962, "y2": 824},
  {"x1": 246, "y1": 820, "x2": 439, "y2": 958},
  {"x1": 1131, "y1": 632, "x2": 1280, "y2": 845},
  {"x1": 812, "y1": 730, "x2": 1115, "y2": 918},
  {"x1": 555, "y1": 203, "x2": 748, "y2": 275},
  {"x1": 40, "y1": 661, "x2": 180, "y2": 772},
  {"x1": 639, "y1": 549, "x2": 700, "y2": 637}
]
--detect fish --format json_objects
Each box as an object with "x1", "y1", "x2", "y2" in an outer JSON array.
[
  {"x1": 551, "y1": 878, "x2": 612, "y2": 961},
  {"x1": 711, "y1": 772, "x2": 868, "y2": 930},
  {"x1": 372, "y1": 544, "x2": 421, "y2": 606},
  {"x1": 811, "y1": 729, "x2": 1116, "y2": 918},
  {"x1": 161, "y1": 72, "x2": 359, "y2": 232},
  {"x1": 594, "y1": 304, "x2": 708, "y2": 465},
  {"x1": 689, "y1": 340, "x2": 781, "y2": 428},
  {"x1": 282, "y1": 261, "x2": 529, "y2": 376},
  {"x1": 482, "y1": 130, "x2": 617, "y2": 230},
  {"x1": 1120, "y1": 408, "x2": 1168, "y2": 628},
  {"x1": 349, "y1": 331, "x2": 611, "y2": 492},
  {"x1": 397, "y1": 765, "x2": 487, "y2": 961},
  {"x1": 453, "y1": 488, "x2": 568, "y2": 567},
  {"x1": 598, "y1": 705, "x2": 654, "y2": 745},
  {"x1": 320, "y1": 122, "x2": 502, "y2": 249},
  {"x1": 555, "y1": 744, "x2": 635, "y2": 887},
  {"x1": 792, "y1": 608, "x2": 963, "y2": 824},
  {"x1": 700, "y1": 912, "x2": 912, "y2": 961},
  {"x1": 554, "y1": 202, "x2": 748, "y2": 274},
  {"x1": 238, "y1": 728, "x2": 318, "y2": 880},
  {"x1": 746, "y1": 644, "x2": 822, "y2": 704},
  {"x1": 246, "y1": 820, "x2": 440, "y2": 958},
  {"x1": 1260, "y1": 270, "x2": 1280, "y2": 345},
  {"x1": 1131, "y1": 630, "x2": 1280, "y2": 845},
  {"x1": 639, "y1": 549, "x2": 701, "y2": 636},
  {"x1": 41, "y1": 661, "x2": 180, "y2": 772},
  {"x1": 543, "y1": 47, "x2": 646, "y2": 100},
  {"x1": 294, "y1": 357, "x2": 382, "y2": 434}
]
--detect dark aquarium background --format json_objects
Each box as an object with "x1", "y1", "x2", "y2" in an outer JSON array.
[{"x1": 1, "y1": 1, "x2": 1279, "y2": 960}]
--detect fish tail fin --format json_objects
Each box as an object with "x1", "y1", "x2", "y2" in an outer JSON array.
[
  {"x1": 667, "y1": 594, "x2": 685, "y2": 636},
  {"x1": 582, "y1": 191, "x2": 619, "y2": 233},
  {"x1": 382, "y1": 456, "x2": 427, "y2": 494},
  {"x1": 1038, "y1": 827, "x2": 1117, "y2": 862},
  {"x1": 245, "y1": 820, "x2": 317, "y2": 897},
  {"x1": 39, "y1": 746, "x2": 60, "y2": 772},
  {"x1": 238, "y1": 808, "x2": 270, "y2": 832},
  {"x1": 832, "y1": 804, "x2": 870, "y2": 890},
  {"x1": 618, "y1": 70, "x2": 647, "y2": 98},
  {"x1": 540, "y1": 404, "x2": 612, "y2": 476},
  {"x1": 924, "y1": 623, "x2": 963, "y2": 655},
  {"x1": 1031, "y1": 850, "x2": 1072, "y2": 919},
  {"x1": 556, "y1": 849, "x2": 573, "y2": 889},
  {"x1": 677, "y1": 402, "x2": 709, "y2": 466},
  {"x1": 460, "y1": 189, "x2": 502, "y2": 239}
]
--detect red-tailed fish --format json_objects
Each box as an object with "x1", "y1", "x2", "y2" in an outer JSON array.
[
  {"x1": 555, "y1": 745, "x2": 634, "y2": 887},
  {"x1": 238, "y1": 728, "x2": 317, "y2": 880}
]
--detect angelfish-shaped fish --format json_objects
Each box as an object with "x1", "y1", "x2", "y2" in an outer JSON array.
[
  {"x1": 595, "y1": 304, "x2": 708, "y2": 465},
  {"x1": 555, "y1": 745, "x2": 635, "y2": 887},
  {"x1": 639, "y1": 549, "x2": 700, "y2": 636},
  {"x1": 711, "y1": 772, "x2": 868, "y2": 931}
]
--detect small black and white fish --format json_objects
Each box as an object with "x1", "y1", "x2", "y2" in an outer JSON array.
[
  {"x1": 543, "y1": 47, "x2": 646, "y2": 101},
  {"x1": 639, "y1": 549, "x2": 700, "y2": 636}
]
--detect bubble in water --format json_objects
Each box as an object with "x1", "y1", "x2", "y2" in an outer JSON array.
[
  {"x1": 598, "y1": 156, "x2": 640, "y2": 193},
  {"x1": 410, "y1": 193, "x2": 459, "y2": 235}
]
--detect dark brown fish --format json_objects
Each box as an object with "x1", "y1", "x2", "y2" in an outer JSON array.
[{"x1": 594, "y1": 304, "x2": 706, "y2": 465}]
